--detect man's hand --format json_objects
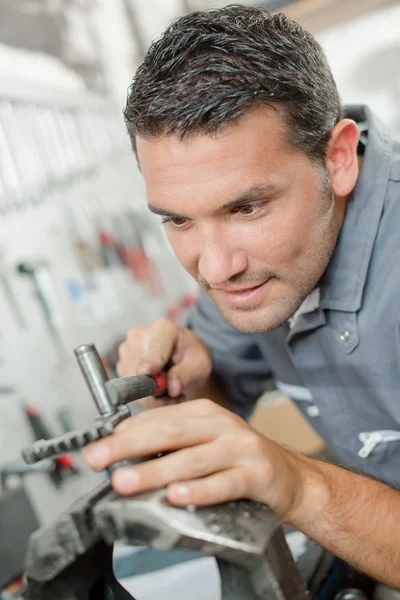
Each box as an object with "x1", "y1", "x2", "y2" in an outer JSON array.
[
  {"x1": 117, "y1": 318, "x2": 229, "y2": 409},
  {"x1": 84, "y1": 399, "x2": 303, "y2": 521},
  {"x1": 84, "y1": 399, "x2": 400, "y2": 589}
]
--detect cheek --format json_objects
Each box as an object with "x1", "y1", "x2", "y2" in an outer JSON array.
[
  {"x1": 166, "y1": 230, "x2": 198, "y2": 274},
  {"x1": 232, "y1": 216, "x2": 307, "y2": 267}
]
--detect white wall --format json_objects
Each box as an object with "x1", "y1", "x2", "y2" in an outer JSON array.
[{"x1": 318, "y1": 3, "x2": 400, "y2": 138}]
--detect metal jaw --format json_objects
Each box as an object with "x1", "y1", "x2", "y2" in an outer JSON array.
[{"x1": 25, "y1": 481, "x2": 307, "y2": 600}]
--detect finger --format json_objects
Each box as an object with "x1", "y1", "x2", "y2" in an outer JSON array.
[
  {"x1": 133, "y1": 395, "x2": 182, "y2": 410},
  {"x1": 166, "y1": 468, "x2": 247, "y2": 507},
  {"x1": 84, "y1": 399, "x2": 224, "y2": 470},
  {"x1": 167, "y1": 333, "x2": 212, "y2": 397},
  {"x1": 111, "y1": 441, "x2": 231, "y2": 495},
  {"x1": 117, "y1": 320, "x2": 179, "y2": 378},
  {"x1": 138, "y1": 318, "x2": 180, "y2": 375}
]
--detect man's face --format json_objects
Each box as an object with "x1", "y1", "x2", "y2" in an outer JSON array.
[{"x1": 137, "y1": 107, "x2": 341, "y2": 333}]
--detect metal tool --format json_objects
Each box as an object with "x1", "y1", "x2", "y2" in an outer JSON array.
[
  {"x1": 22, "y1": 345, "x2": 169, "y2": 464},
  {"x1": 16, "y1": 261, "x2": 67, "y2": 358},
  {"x1": 0, "y1": 251, "x2": 26, "y2": 329},
  {"x1": 0, "y1": 269, "x2": 26, "y2": 329},
  {"x1": 22, "y1": 343, "x2": 307, "y2": 600},
  {"x1": 0, "y1": 459, "x2": 54, "y2": 491},
  {"x1": 0, "y1": 118, "x2": 20, "y2": 214}
]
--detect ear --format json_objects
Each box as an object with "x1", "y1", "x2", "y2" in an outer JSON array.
[{"x1": 326, "y1": 119, "x2": 360, "y2": 197}]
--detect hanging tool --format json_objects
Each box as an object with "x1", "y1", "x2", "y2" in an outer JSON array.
[
  {"x1": 0, "y1": 459, "x2": 55, "y2": 491},
  {"x1": 21, "y1": 343, "x2": 307, "y2": 600},
  {"x1": 16, "y1": 261, "x2": 67, "y2": 359},
  {"x1": 0, "y1": 251, "x2": 26, "y2": 329}
]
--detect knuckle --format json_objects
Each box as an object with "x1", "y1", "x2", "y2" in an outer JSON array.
[
  {"x1": 146, "y1": 340, "x2": 168, "y2": 362},
  {"x1": 239, "y1": 465, "x2": 256, "y2": 495},
  {"x1": 238, "y1": 429, "x2": 263, "y2": 455},
  {"x1": 192, "y1": 398, "x2": 216, "y2": 413},
  {"x1": 190, "y1": 451, "x2": 213, "y2": 476},
  {"x1": 127, "y1": 326, "x2": 144, "y2": 344},
  {"x1": 152, "y1": 317, "x2": 175, "y2": 332},
  {"x1": 162, "y1": 418, "x2": 186, "y2": 440}
]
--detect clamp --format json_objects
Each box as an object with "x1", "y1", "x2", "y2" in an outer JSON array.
[{"x1": 22, "y1": 343, "x2": 308, "y2": 600}]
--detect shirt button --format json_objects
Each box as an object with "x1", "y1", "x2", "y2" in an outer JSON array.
[
  {"x1": 307, "y1": 405, "x2": 320, "y2": 417},
  {"x1": 339, "y1": 329, "x2": 350, "y2": 343}
]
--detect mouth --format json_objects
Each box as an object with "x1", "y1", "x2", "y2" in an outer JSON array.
[{"x1": 212, "y1": 279, "x2": 271, "y2": 309}]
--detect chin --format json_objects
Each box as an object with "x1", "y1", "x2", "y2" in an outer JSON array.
[{"x1": 219, "y1": 303, "x2": 291, "y2": 334}]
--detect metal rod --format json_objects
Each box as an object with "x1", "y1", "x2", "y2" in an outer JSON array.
[{"x1": 74, "y1": 344, "x2": 113, "y2": 415}]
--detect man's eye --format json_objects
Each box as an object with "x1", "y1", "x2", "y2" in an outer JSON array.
[
  {"x1": 231, "y1": 202, "x2": 268, "y2": 217},
  {"x1": 162, "y1": 216, "x2": 188, "y2": 228},
  {"x1": 235, "y1": 205, "x2": 254, "y2": 215}
]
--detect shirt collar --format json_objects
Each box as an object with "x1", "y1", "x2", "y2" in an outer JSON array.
[{"x1": 319, "y1": 105, "x2": 393, "y2": 312}]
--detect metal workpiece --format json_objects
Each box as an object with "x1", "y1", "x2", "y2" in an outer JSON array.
[
  {"x1": 21, "y1": 422, "x2": 114, "y2": 464},
  {"x1": 21, "y1": 406, "x2": 131, "y2": 464},
  {"x1": 105, "y1": 375, "x2": 156, "y2": 407},
  {"x1": 74, "y1": 344, "x2": 113, "y2": 415}
]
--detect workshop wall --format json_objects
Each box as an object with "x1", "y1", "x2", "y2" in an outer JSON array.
[{"x1": 0, "y1": 1, "x2": 196, "y2": 530}]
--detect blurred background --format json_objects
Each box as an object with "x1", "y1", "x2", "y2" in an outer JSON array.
[{"x1": 0, "y1": 0, "x2": 399, "y2": 598}]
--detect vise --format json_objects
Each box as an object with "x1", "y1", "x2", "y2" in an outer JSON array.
[{"x1": 21, "y1": 343, "x2": 308, "y2": 600}]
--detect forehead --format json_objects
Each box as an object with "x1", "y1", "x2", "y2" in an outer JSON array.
[{"x1": 137, "y1": 107, "x2": 299, "y2": 207}]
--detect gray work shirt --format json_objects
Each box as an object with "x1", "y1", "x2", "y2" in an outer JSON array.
[{"x1": 189, "y1": 105, "x2": 400, "y2": 486}]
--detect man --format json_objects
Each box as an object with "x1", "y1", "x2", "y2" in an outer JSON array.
[{"x1": 84, "y1": 5, "x2": 400, "y2": 589}]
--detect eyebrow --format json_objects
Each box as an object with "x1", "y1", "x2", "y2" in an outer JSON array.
[{"x1": 148, "y1": 183, "x2": 280, "y2": 220}]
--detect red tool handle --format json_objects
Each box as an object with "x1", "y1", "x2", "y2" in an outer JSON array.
[{"x1": 154, "y1": 371, "x2": 168, "y2": 397}]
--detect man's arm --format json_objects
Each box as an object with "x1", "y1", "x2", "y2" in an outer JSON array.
[
  {"x1": 84, "y1": 399, "x2": 400, "y2": 590},
  {"x1": 287, "y1": 453, "x2": 400, "y2": 589}
]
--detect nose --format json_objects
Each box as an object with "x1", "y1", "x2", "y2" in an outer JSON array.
[{"x1": 197, "y1": 223, "x2": 247, "y2": 286}]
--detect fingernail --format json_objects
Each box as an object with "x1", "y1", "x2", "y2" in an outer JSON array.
[
  {"x1": 137, "y1": 364, "x2": 151, "y2": 375},
  {"x1": 113, "y1": 468, "x2": 141, "y2": 492},
  {"x1": 168, "y1": 378, "x2": 181, "y2": 398},
  {"x1": 169, "y1": 485, "x2": 190, "y2": 501},
  {"x1": 84, "y1": 443, "x2": 110, "y2": 470}
]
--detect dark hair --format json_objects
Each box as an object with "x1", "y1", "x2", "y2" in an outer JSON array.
[{"x1": 124, "y1": 4, "x2": 343, "y2": 164}]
